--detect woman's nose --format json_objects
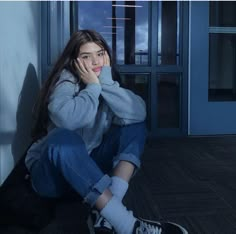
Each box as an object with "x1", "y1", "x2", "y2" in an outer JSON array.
[{"x1": 91, "y1": 55, "x2": 98, "y2": 65}]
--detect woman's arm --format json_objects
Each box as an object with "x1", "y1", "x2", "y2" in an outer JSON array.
[
  {"x1": 48, "y1": 71, "x2": 101, "y2": 130},
  {"x1": 99, "y1": 66, "x2": 146, "y2": 125}
]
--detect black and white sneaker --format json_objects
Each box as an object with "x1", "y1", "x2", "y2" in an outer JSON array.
[
  {"x1": 87, "y1": 209, "x2": 115, "y2": 234},
  {"x1": 132, "y1": 218, "x2": 188, "y2": 234}
]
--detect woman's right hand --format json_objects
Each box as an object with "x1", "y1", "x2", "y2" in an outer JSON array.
[{"x1": 74, "y1": 58, "x2": 99, "y2": 85}]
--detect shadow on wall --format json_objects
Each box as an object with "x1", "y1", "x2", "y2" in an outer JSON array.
[{"x1": 12, "y1": 63, "x2": 40, "y2": 164}]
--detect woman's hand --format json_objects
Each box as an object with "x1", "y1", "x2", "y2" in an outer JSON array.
[
  {"x1": 103, "y1": 51, "x2": 110, "y2": 67},
  {"x1": 74, "y1": 58, "x2": 99, "y2": 84}
]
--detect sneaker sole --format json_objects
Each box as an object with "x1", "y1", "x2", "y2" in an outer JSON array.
[
  {"x1": 168, "y1": 221, "x2": 188, "y2": 234},
  {"x1": 139, "y1": 218, "x2": 188, "y2": 234}
]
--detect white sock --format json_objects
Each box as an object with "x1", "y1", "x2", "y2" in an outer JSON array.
[
  {"x1": 100, "y1": 196, "x2": 136, "y2": 234},
  {"x1": 109, "y1": 176, "x2": 129, "y2": 201}
]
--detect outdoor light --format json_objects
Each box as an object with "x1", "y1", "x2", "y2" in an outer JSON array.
[
  {"x1": 112, "y1": 4, "x2": 143, "y2": 8},
  {"x1": 106, "y1": 17, "x2": 131, "y2": 20}
]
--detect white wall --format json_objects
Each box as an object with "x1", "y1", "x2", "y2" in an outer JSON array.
[{"x1": 0, "y1": 1, "x2": 41, "y2": 185}]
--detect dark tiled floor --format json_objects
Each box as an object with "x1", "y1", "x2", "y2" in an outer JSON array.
[{"x1": 1, "y1": 136, "x2": 236, "y2": 233}]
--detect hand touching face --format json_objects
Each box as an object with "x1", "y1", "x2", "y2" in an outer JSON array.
[
  {"x1": 74, "y1": 42, "x2": 111, "y2": 84},
  {"x1": 77, "y1": 42, "x2": 110, "y2": 76},
  {"x1": 74, "y1": 57, "x2": 99, "y2": 85}
]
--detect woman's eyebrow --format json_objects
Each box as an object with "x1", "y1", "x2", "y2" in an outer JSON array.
[{"x1": 79, "y1": 49, "x2": 104, "y2": 56}]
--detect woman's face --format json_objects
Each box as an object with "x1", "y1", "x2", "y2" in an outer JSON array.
[{"x1": 78, "y1": 42, "x2": 106, "y2": 76}]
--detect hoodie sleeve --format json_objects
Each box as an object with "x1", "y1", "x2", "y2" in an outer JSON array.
[
  {"x1": 48, "y1": 71, "x2": 101, "y2": 130},
  {"x1": 99, "y1": 66, "x2": 147, "y2": 125}
]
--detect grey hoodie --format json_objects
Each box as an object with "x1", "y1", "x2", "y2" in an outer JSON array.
[{"x1": 25, "y1": 66, "x2": 146, "y2": 170}]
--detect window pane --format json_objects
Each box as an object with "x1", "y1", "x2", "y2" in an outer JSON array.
[
  {"x1": 78, "y1": 1, "x2": 149, "y2": 65},
  {"x1": 209, "y1": 2, "x2": 236, "y2": 101},
  {"x1": 157, "y1": 74, "x2": 180, "y2": 128},
  {"x1": 120, "y1": 74, "x2": 150, "y2": 128},
  {"x1": 210, "y1": 2, "x2": 236, "y2": 27},
  {"x1": 158, "y1": 1, "x2": 180, "y2": 65},
  {"x1": 209, "y1": 34, "x2": 236, "y2": 101}
]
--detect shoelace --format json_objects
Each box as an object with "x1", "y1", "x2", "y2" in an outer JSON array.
[
  {"x1": 136, "y1": 220, "x2": 162, "y2": 234},
  {"x1": 95, "y1": 215, "x2": 113, "y2": 230}
]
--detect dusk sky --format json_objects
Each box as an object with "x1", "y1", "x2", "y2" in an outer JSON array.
[{"x1": 78, "y1": 1, "x2": 149, "y2": 64}]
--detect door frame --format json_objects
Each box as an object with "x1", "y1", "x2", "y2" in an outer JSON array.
[{"x1": 189, "y1": 1, "x2": 236, "y2": 135}]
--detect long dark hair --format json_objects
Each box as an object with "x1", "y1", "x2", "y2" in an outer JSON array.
[{"x1": 31, "y1": 29, "x2": 120, "y2": 141}]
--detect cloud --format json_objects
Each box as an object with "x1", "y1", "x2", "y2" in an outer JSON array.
[{"x1": 78, "y1": 1, "x2": 149, "y2": 64}]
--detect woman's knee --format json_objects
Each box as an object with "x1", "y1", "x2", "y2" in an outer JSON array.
[
  {"x1": 47, "y1": 128, "x2": 84, "y2": 146},
  {"x1": 133, "y1": 121, "x2": 147, "y2": 136},
  {"x1": 45, "y1": 128, "x2": 87, "y2": 161},
  {"x1": 121, "y1": 122, "x2": 148, "y2": 142}
]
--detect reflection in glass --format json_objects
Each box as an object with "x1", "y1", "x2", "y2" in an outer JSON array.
[
  {"x1": 78, "y1": 1, "x2": 149, "y2": 65},
  {"x1": 157, "y1": 74, "x2": 180, "y2": 128},
  {"x1": 120, "y1": 74, "x2": 150, "y2": 128},
  {"x1": 209, "y1": 2, "x2": 236, "y2": 101},
  {"x1": 158, "y1": 1, "x2": 180, "y2": 65},
  {"x1": 210, "y1": 1, "x2": 236, "y2": 27}
]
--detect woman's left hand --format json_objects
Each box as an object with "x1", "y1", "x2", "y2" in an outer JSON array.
[{"x1": 103, "y1": 51, "x2": 110, "y2": 67}]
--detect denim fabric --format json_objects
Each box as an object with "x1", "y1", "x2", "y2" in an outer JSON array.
[
  {"x1": 30, "y1": 122, "x2": 147, "y2": 206},
  {"x1": 90, "y1": 122, "x2": 147, "y2": 173}
]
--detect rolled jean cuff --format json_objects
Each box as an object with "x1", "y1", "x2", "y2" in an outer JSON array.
[
  {"x1": 84, "y1": 174, "x2": 111, "y2": 207},
  {"x1": 113, "y1": 153, "x2": 141, "y2": 169}
]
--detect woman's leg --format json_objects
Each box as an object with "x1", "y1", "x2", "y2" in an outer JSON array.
[
  {"x1": 91, "y1": 121, "x2": 147, "y2": 193},
  {"x1": 30, "y1": 128, "x2": 188, "y2": 234},
  {"x1": 90, "y1": 123, "x2": 188, "y2": 234},
  {"x1": 30, "y1": 128, "x2": 138, "y2": 233},
  {"x1": 90, "y1": 122, "x2": 147, "y2": 204},
  {"x1": 91, "y1": 121, "x2": 147, "y2": 177},
  {"x1": 88, "y1": 122, "x2": 147, "y2": 232},
  {"x1": 30, "y1": 128, "x2": 112, "y2": 207}
]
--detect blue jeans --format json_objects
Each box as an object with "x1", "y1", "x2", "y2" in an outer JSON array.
[{"x1": 30, "y1": 122, "x2": 147, "y2": 206}]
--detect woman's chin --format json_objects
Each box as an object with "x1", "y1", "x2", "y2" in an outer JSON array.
[{"x1": 95, "y1": 71, "x2": 101, "y2": 76}]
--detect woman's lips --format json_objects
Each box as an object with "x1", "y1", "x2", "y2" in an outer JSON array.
[{"x1": 93, "y1": 67, "x2": 102, "y2": 72}]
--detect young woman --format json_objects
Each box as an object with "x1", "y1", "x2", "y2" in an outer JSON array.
[{"x1": 25, "y1": 29, "x2": 188, "y2": 234}]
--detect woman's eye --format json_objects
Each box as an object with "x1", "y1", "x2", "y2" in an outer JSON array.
[
  {"x1": 82, "y1": 55, "x2": 89, "y2": 60},
  {"x1": 98, "y1": 52, "x2": 104, "y2": 57}
]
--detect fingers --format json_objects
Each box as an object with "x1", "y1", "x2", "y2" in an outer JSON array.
[
  {"x1": 103, "y1": 51, "x2": 107, "y2": 65},
  {"x1": 75, "y1": 58, "x2": 87, "y2": 73},
  {"x1": 103, "y1": 51, "x2": 110, "y2": 66},
  {"x1": 82, "y1": 60, "x2": 91, "y2": 72},
  {"x1": 74, "y1": 59, "x2": 83, "y2": 74},
  {"x1": 106, "y1": 52, "x2": 110, "y2": 65},
  {"x1": 74, "y1": 59, "x2": 82, "y2": 75}
]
